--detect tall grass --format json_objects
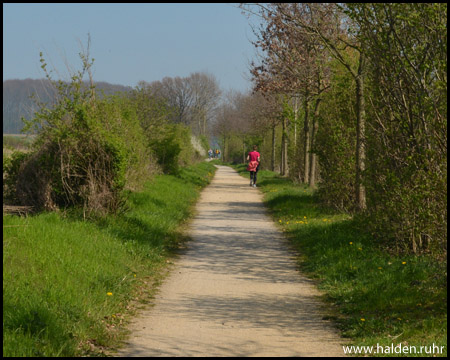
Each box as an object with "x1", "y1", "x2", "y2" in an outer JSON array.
[
  {"x1": 233, "y1": 164, "x2": 447, "y2": 357},
  {"x1": 3, "y1": 161, "x2": 217, "y2": 357}
]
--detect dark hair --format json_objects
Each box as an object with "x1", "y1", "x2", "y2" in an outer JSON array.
[{"x1": 253, "y1": 145, "x2": 258, "y2": 151}]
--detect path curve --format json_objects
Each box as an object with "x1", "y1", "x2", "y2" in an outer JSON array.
[{"x1": 117, "y1": 165, "x2": 346, "y2": 357}]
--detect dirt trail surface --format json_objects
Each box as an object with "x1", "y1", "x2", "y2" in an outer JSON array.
[{"x1": 117, "y1": 165, "x2": 346, "y2": 357}]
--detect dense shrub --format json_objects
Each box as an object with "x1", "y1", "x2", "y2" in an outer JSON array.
[
  {"x1": 7, "y1": 54, "x2": 154, "y2": 215},
  {"x1": 149, "y1": 123, "x2": 199, "y2": 175},
  {"x1": 314, "y1": 58, "x2": 357, "y2": 212},
  {"x1": 349, "y1": 3, "x2": 447, "y2": 255}
]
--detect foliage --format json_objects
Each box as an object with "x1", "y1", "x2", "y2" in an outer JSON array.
[
  {"x1": 198, "y1": 134, "x2": 210, "y2": 154},
  {"x1": 8, "y1": 50, "x2": 153, "y2": 216},
  {"x1": 242, "y1": 3, "x2": 447, "y2": 258},
  {"x1": 346, "y1": 3, "x2": 447, "y2": 255},
  {"x1": 314, "y1": 57, "x2": 357, "y2": 211},
  {"x1": 149, "y1": 123, "x2": 198, "y2": 175},
  {"x1": 3, "y1": 151, "x2": 31, "y2": 204}
]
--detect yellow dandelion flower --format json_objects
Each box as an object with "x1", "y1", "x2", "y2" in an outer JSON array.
[
  {"x1": 304, "y1": 216, "x2": 307, "y2": 219},
  {"x1": 286, "y1": 221, "x2": 290, "y2": 225},
  {"x1": 349, "y1": 242, "x2": 353, "y2": 245},
  {"x1": 397, "y1": 318, "x2": 402, "y2": 321},
  {"x1": 134, "y1": 274, "x2": 137, "y2": 277},
  {"x1": 402, "y1": 262, "x2": 406, "y2": 265},
  {"x1": 107, "y1": 292, "x2": 113, "y2": 296},
  {"x1": 361, "y1": 318, "x2": 366, "y2": 322}
]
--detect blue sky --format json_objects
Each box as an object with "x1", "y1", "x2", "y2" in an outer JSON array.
[{"x1": 3, "y1": 3, "x2": 258, "y2": 92}]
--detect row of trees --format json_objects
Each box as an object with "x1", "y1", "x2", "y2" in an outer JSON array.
[
  {"x1": 4, "y1": 43, "x2": 217, "y2": 216},
  {"x1": 224, "y1": 3, "x2": 447, "y2": 256},
  {"x1": 137, "y1": 71, "x2": 221, "y2": 138}
]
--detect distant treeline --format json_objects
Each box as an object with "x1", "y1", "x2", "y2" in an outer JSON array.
[{"x1": 3, "y1": 79, "x2": 132, "y2": 134}]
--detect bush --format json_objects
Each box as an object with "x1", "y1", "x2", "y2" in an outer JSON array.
[
  {"x1": 3, "y1": 151, "x2": 31, "y2": 204},
  {"x1": 149, "y1": 124, "x2": 198, "y2": 175},
  {"x1": 314, "y1": 58, "x2": 357, "y2": 212},
  {"x1": 9, "y1": 52, "x2": 154, "y2": 215}
]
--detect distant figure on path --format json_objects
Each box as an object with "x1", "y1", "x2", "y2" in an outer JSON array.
[
  {"x1": 246, "y1": 145, "x2": 261, "y2": 187},
  {"x1": 208, "y1": 148, "x2": 213, "y2": 159}
]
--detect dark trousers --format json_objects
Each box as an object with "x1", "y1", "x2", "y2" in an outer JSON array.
[
  {"x1": 250, "y1": 163, "x2": 260, "y2": 184},
  {"x1": 250, "y1": 170, "x2": 258, "y2": 184}
]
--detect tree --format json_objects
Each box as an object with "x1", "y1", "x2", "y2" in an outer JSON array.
[
  {"x1": 254, "y1": 3, "x2": 367, "y2": 209},
  {"x1": 187, "y1": 72, "x2": 221, "y2": 137},
  {"x1": 346, "y1": 3, "x2": 447, "y2": 254},
  {"x1": 244, "y1": 3, "x2": 331, "y2": 182}
]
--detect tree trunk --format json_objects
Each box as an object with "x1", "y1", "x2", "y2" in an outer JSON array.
[
  {"x1": 303, "y1": 95, "x2": 310, "y2": 184},
  {"x1": 203, "y1": 110, "x2": 207, "y2": 136},
  {"x1": 222, "y1": 135, "x2": 226, "y2": 162},
  {"x1": 284, "y1": 118, "x2": 289, "y2": 176},
  {"x1": 281, "y1": 117, "x2": 289, "y2": 176},
  {"x1": 309, "y1": 98, "x2": 321, "y2": 187},
  {"x1": 271, "y1": 124, "x2": 276, "y2": 171},
  {"x1": 293, "y1": 96, "x2": 299, "y2": 148},
  {"x1": 355, "y1": 52, "x2": 367, "y2": 211},
  {"x1": 281, "y1": 120, "x2": 285, "y2": 175}
]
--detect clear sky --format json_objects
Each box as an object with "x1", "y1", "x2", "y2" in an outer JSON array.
[{"x1": 3, "y1": 3, "x2": 258, "y2": 93}]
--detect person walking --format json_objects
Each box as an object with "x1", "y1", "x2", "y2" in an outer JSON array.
[
  {"x1": 208, "y1": 148, "x2": 213, "y2": 159},
  {"x1": 246, "y1": 145, "x2": 261, "y2": 187}
]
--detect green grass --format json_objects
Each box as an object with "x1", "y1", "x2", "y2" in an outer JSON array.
[
  {"x1": 3, "y1": 161, "x2": 217, "y2": 357},
  {"x1": 233, "y1": 164, "x2": 447, "y2": 357}
]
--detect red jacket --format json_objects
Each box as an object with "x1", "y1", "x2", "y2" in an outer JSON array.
[{"x1": 247, "y1": 160, "x2": 259, "y2": 172}]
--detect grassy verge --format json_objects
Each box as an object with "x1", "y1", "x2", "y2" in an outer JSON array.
[
  {"x1": 3, "y1": 161, "x2": 217, "y2": 357},
  {"x1": 233, "y1": 164, "x2": 447, "y2": 357}
]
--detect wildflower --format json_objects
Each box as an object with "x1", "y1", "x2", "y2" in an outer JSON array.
[
  {"x1": 304, "y1": 216, "x2": 307, "y2": 219},
  {"x1": 397, "y1": 318, "x2": 402, "y2": 321},
  {"x1": 286, "y1": 221, "x2": 290, "y2": 225},
  {"x1": 402, "y1": 262, "x2": 406, "y2": 265},
  {"x1": 358, "y1": 248, "x2": 362, "y2": 251},
  {"x1": 378, "y1": 267, "x2": 382, "y2": 270},
  {"x1": 107, "y1": 292, "x2": 113, "y2": 296},
  {"x1": 361, "y1": 318, "x2": 366, "y2": 322},
  {"x1": 279, "y1": 220, "x2": 282, "y2": 223},
  {"x1": 134, "y1": 274, "x2": 137, "y2": 277},
  {"x1": 349, "y1": 242, "x2": 353, "y2": 245}
]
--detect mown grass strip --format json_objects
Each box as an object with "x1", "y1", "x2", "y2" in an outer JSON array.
[
  {"x1": 3, "y1": 161, "x2": 217, "y2": 357},
  {"x1": 232, "y1": 164, "x2": 447, "y2": 357}
]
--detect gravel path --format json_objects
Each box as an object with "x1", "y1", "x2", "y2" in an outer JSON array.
[{"x1": 117, "y1": 165, "x2": 346, "y2": 357}]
